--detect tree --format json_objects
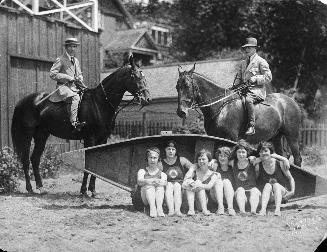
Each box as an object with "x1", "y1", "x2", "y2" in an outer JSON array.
[
  {"x1": 246, "y1": 0, "x2": 327, "y2": 118},
  {"x1": 173, "y1": 0, "x2": 327, "y2": 118},
  {"x1": 174, "y1": 0, "x2": 253, "y2": 60}
]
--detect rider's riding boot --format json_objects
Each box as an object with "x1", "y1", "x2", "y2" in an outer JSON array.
[
  {"x1": 245, "y1": 98, "x2": 256, "y2": 135},
  {"x1": 72, "y1": 121, "x2": 86, "y2": 132},
  {"x1": 70, "y1": 95, "x2": 86, "y2": 132},
  {"x1": 245, "y1": 126, "x2": 255, "y2": 135}
]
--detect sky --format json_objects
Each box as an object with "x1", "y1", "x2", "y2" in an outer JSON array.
[{"x1": 319, "y1": 0, "x2": 327, "y2": 4}]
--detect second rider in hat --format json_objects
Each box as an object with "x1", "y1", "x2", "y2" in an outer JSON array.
[
  {"x1": 50, "y1": 38, "x2": 88, "y2": 131},
  {"x1": 234, "y1": 37, "x2": 272, "y2": 135}
]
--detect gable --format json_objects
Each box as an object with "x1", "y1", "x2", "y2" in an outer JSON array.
[{"x1": 135, "y1": 35, "x2": 157, "y2": 51}]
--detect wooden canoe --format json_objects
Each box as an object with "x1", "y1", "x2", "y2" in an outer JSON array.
[{"x1": 84, "y1": 134, "x2": 327, "y2": 201}]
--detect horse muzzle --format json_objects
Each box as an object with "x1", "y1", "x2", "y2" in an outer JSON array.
[
  {"x1": 137, "y1": 89, "x2": 151, "y2": 106},
  {"x1": 176, "y1": 107, "x2": 189, "y2": 118}
]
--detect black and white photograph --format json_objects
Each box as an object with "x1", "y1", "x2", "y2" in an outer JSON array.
[{"x1": 0, "y1": 0, "x2": 327, "y2": 251}]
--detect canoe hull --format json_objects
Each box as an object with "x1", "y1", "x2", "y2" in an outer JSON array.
[{"x1": 84, "y1": 134, "x2": 327, "y2": 199}]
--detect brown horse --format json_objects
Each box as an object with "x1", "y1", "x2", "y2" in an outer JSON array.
[
  {"x1": 176, "y1": 64, "x2": 302, "y2": 166},
  {"x1": 11, "y1": 57, "x2": 150, "y2": 195}
]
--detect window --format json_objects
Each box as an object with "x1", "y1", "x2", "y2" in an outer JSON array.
[
  {"x1": 152, "y1": 30, "x2": 156, "y2": 41},
  {"x1": 163, "y1": 32, "x2": 168, "y2": 45},
  {"x1": 158, "y1": 31, "x2": 161, "y2": 44}
]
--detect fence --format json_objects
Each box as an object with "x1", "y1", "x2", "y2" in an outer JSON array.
[
  {"x1": 301, "y1": 123, "x2": 327, "y2": 148},
  {"x1": 48, "y1": 117, "x2": 327, "y2": 154}
]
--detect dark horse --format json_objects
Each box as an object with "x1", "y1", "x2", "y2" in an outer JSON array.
[
  {"x1": 11, "y1": 57, "x2": 150, "y2": 194},
  {"x1": 176, "y1": 64, "x2": 302, "y2": 166}
]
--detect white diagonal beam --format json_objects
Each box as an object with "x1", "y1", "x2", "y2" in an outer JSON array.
[
  {"x1": 47, "y1": 0, "x2": 94, "y2": 31},
  {"x1": 11, "y1": 0, "x2": 34, "y2": 14},
  {"x1": 63, "y1": 6, "x2": 89, "y2": 21},
  {"x1": 37, "y1": 2, "x2": 94, "y2": 16}
]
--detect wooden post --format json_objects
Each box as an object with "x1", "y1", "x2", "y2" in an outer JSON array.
[
  {"x1": 142, "y1": 112, "x2": 148, "y2": 136},
  {"x1": 92, "y1": 0, "x2": 98, "y2": 32},
  {"x1": 32, "y1": 0, "x2": 39, "y2": 13}
]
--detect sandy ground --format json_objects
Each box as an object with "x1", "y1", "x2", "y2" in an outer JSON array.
[{"x1": 1, "y1": 164, "x2": 327, "y2": 252}]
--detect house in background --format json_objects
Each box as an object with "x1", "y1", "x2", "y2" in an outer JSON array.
[
  {"x1": 133, "y1": 21, "x2": 172, "y2": 61},
  {"x1": 98, "y1": 0, "x2": 134, "y2": 69},
  {"x1": 104, "y1": 28, "x2": 159, "y2": 68}
]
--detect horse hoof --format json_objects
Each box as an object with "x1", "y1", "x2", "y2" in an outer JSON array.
[
  {"x1": 80, "y1": 191, "x2": 89, "y2": 197},
  {"x1": 27, "y1": 189, "x2": 34, "y2": 194},
  {"x1": 36, "y1": 187, "x2": 47, "y2": 195},
  {"x1": 90, "y1": 191, "x2": 98, "y2": 198}
]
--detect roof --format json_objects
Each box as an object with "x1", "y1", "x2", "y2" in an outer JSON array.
[
  {"x1": 100, "y1": 0, "x2": 134, "y2": 28},
  {"x1": 105, "y1": 29, "x2": 158, "y2": 53},
  {"x1": 101, "y1": 58, "x2": 240, "y2": 100}
]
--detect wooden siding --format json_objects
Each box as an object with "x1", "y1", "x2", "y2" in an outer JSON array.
[{"x1": 0, "y1": 7, "x2": 100, "y2": 148}]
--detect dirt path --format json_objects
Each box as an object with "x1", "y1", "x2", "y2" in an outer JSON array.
[{"x1": 1, "y1": 171, "x2": 327, "y2": 252}]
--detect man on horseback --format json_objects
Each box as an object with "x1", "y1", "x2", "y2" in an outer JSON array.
[
  {"x1": 50, "y1": 38, "x2": 88, "y2": 131},
  {"x1": 234, "y1": 37, "x2": 272, "y2": 135}
]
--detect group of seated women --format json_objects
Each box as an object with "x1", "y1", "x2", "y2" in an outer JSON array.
[{"x1": 137, "y1": 139, "x2": 295, "y2": 218}]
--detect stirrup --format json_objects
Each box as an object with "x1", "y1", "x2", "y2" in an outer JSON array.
[
  {"x1": 245, "y1": 126, "x2": 255, "y2": 135},
  {"x1": 72, "y1": 121, "x2": 86, "y2": 131}
]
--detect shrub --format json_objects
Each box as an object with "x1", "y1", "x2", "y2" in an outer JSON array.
[
  {"x1": 173, "y1": 120, "x2": 206, "y2": 135},
  {"x1": 38, "y1": 145, "x2": 64, "y2": 179},
  {"x1": 0, "y1": 146, "x2": 21, "y2": 193},
  {"x1": 301, "y1": 145, "x2": 326, "y2": 167}
]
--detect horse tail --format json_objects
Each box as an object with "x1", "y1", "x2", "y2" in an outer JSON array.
[{"x1": 11, "y1": 93, "x2": 43, "y2": 159}]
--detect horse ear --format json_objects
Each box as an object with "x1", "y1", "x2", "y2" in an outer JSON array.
[
  {"x1": 189, "y1": 63, "x2": 196, "y2": 73},
  {"x1": 129, "y1": 53, "x2": 136, "y2": 69},
  {"x1": 178, "y1": 65, "x2": 183, "y2": 74}
]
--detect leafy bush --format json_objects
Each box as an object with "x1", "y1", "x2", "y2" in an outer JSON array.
[
  {"x1": 38, "y1": 145, "x2": 64, "y2": 179},
  {"x1": 0, "y1": 147, "x2": 21, "y2": 193},
  {"x1": 301, "y1": 145, "x2": 326, "y2": 167},
  {"x1": 173, "y1": 120, "x2": 206, "y2": 135}
]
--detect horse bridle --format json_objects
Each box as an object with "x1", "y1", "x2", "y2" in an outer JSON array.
[
  {"x1": 99, "y1": 68, "x2": 147, "y2": 112},
  {"x1": 179, "y1": 72, "x2": 229, "y2": 110}
]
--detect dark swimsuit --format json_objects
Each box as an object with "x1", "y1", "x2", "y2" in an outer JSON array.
[
  {"x1": 257, "y1": 160, "x2": 289, "y2": 191},
  {"x1": 232, "y1": 161, "x2": 257, "y2": 190},
  {"x1": 217, "y1": 165, "x2": 234, "y2": 184},
  {"x1": 162, "y1": 157, "x2": 185, "y2": 183}
]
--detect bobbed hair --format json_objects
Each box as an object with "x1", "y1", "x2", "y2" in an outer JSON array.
[
  {"x1": 230, "y1": 139, "x2": 252, "y2": 160},
  {"x1": 195, "y1": 149, "x2": 212, "y2": 163},
  {"x1": 145, "y1": 146, "x2": 161, "y2": 161},
  {"x1": 215, "y1": 146, "x2": 232, "y2": 159},
  {"x1": 257, "y1": 141, "x2": 275, "y2": 155}
]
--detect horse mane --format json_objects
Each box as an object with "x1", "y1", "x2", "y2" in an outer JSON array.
[
  {"x1": 100, "y1": 65, "x2": 130, "y2": 85},
  {"x1": 193, "y1": 72, "x2": 227, "y2": 90}
]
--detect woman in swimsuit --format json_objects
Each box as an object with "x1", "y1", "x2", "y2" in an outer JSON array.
[
  {"x1": 211, "y1": 147, "x2": 236, "y2": 216},
  {"x1": 162, "y1": 140, "x2": 193, "y2": 216},
  {"x1": 255, "y1": 142, "x2": 295, "y2": 216},
  {"x1": 137, "y1": 147, "x2": 167, "y2": 218},
  {"x1": 183, "y1": 149, "x2": 224, "y2": 216},
  {"x1": 230, "y1": 139, "x2": 261, "y2": 215}
]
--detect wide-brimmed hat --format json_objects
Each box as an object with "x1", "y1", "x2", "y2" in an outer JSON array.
[
  {"x1": 64, "y1": 38, "x2": 80, "y2": 46},
  {"x1": 241, "y1": 37, "x2": 257, "y2": 48}
]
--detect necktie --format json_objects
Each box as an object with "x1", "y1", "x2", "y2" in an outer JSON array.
[
  {"x1": 246, "y1": 57, "x2": 250, "y2": 67},
  {"x1": 71, "y1": 57, "x2": 75, "y2": 65}
]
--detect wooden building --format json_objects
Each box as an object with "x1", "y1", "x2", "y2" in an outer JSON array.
[
  {"x1": 104, "y1": 28, "x2": 159, "y2": 68},
  {"x1": 0, "y1": 6, "x2": 100, "y2": 148}
]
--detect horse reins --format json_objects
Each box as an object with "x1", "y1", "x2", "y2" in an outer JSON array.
[{"x1": 185, "y1": 72, "x2": 252, "y2": 109}]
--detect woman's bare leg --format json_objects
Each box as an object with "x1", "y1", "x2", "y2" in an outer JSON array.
[
  {"x1": 223, "y1": 179, "x2": 235, "y2": 216},
  {"x1": 259, "y1": 183, "x2": 272, "y2": 216},
  {"x1": 165, "y1": 182, "x2": 175, "y2": 216}
]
